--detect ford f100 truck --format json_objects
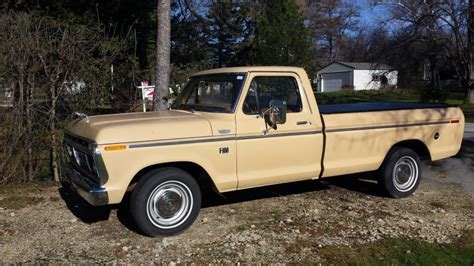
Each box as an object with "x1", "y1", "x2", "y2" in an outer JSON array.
[{"x1": 62, "y1": 67, "x2": 464, "y2": 236}]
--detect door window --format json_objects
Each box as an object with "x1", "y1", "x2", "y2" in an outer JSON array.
[{"x1": 243, "y1": 76, "x2": 302, "y2": 115}]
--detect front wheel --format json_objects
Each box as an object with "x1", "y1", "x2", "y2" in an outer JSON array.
[
  {"x1": 379, "y1": 147, "x2": 422, "y2": 198},
  {"x1": 130, "y1": 168, "x2": 201, "y2": 237}
]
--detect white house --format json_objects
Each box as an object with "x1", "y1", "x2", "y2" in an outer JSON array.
[
  {"x1": 0, "y1": 80, "x2": 12, "y2": 104},
  {"x1": 316, "y1": 62, "x2": 398, "y2": 92}
]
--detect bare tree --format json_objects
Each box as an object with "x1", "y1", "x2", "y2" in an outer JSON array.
[
  {"x1": 305, "y1": 0, "x2": 359, "y2": 65},
  {"x1": 37, "y1": 24, "x2": 80, "y2": 181},
  {"x1": 0, "y1": 12, "x2": 124, "y2": 184},
  {"x1": 0, "y1": 13, "x2": 43, "y2": 182},
  {"x1": 154, "y1": 0, "x2": 171, "y2": 111},
  {"x1": 378, "y1": 0, "x2": 472, "y2": 102}
]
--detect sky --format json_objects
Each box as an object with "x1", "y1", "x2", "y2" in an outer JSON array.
[{"x1": 352, "y1": 0, "x2": 392, "y2": 28}]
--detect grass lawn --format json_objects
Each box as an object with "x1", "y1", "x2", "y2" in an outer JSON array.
[
  {"x1": 315, "y1": 90, "x2": 474, "y2": 123},
  {"x1": 318, "y1": 230, "x2": 474, "y2": 265}
]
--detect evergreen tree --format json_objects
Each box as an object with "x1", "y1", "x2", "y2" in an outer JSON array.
[
  {"x1": 205, "y1": 1, "x2": 249, "y2": 68},
  {"x1": 171, "y1": 10, "x2": 209, "y2": 69},
  {"x1": 170, "y1": 2, "x2": 210, "y2": 85},
  {"x1": 243, "y1": 0, "x2": 316, "y2": 72}
]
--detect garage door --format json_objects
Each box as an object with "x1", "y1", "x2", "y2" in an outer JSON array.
[{"x1": 321, "y1": 72, "x2": 351, "y2": 92}]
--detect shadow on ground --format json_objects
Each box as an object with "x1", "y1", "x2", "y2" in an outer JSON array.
[
  {"x1": 58, "y1": 186, "x2": 113, "y2": 223},
  {"x1": 201, "y1": 173, "x2": 383, "y2": 209},
  {"x1": 58, "y1": 173, "x2": 384, "y2": 234},
  {"x1": 58, "y1": 185, "x2": 143, "y2": 234},
  {"x1": 202, "y1": 179, "x2": 328, "y2": 208}
]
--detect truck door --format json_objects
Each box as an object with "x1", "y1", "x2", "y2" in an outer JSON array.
[{"x1": 235, "y1": 72, "x2": 324, "y2": 189}]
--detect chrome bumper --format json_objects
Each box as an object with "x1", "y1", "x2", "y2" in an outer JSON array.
[{"x1": 61, "y1": 163, "x2": 109, "y2": 206}]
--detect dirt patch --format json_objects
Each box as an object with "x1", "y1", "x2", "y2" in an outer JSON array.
[
  {"x1": 0, "y1": 159, "x2": 473, "y2": 263},
  {"x1": 0, "y1": 195, "x2": 44, "y2": 210}
]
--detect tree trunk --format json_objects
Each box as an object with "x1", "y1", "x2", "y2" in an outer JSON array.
[
  {"x1": 429, "y1": 56, "x2": 439, "y2": 89},
  {"x1": 17, "y1": 73, "x2": 33, "y2": 182},
  {"x1": 49, "y1": 85, "x2": 60, "y2": 182},
  {"x1": 26, "y1": 84, "x2": 33, "y2": 181},
  {"x1": 467, "y1": 0, "x2": 474, "y2": 103},
  {"x1": 51, "y1": 127, "x2": 59, "y2": 182},
  {"x1": 328, "y1": 36, "x2": 334, "y2": 62},
  {"x1": 154, "y1": 0, "x2": 171, "y2": 111}
]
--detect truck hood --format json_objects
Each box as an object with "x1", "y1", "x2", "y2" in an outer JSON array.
[{"x1": 66, "y1": 110, "x2": 212, "y2": 145}]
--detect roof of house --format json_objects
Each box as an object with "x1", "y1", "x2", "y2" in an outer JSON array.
[
  {"x1": 336, "y1": 62, "x2": 393, "y2": 70},
  {"x1": 318, "y1": 62, "x2": 393, "y2": 72}
]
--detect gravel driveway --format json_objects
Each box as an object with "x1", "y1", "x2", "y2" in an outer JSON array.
[{"x1": 0, "y1": 158, "x2": 473, "y2": 263}]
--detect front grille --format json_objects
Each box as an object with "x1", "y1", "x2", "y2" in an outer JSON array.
[
  {"x1": 64, "y1": 133, "x2": 89, "y2": 147},
  {"x1": 64, "y1": 134, "x2": 98, "y2": 182},
  {"x1": 73, "y1": 148, "x2": 96, "y2": 173}
]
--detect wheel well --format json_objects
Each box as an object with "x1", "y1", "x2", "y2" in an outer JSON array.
[
  {"x1": 127, "y1": 162, "x2": 219, "y2": 194},
  {"x1": 391, "y1": 140, "x2": 431, "y2": 161}
]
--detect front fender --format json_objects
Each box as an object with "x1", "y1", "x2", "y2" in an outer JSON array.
[{"x1": 99, "y1": 139, "x2": 237, "y2": 204}]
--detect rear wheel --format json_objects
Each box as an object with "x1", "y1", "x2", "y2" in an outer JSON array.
[
  {"x1": 130, "y1": 168, "x2": 201, "y2": 236},
  {"x1": 379, "y1": 147, "x2": 421, "y2": 198}
]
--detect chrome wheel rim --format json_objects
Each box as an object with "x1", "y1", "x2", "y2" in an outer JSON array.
[
  {"x1": 146, "y1": 180, "x2": 193, "y2": 229},
  {"x1": 392, "y1": 156, "x2": 418, "y2": 192}
]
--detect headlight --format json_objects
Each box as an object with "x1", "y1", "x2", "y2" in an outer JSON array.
[
  {"x1": 86, "y1": 154, "x2": 97, "y2": 175},
  {"x1": 72, "y1": 148, "x2": 82, "y2": 166},
  {"x1": 91, "y1": 145, "x2": 101, "y2": 156},
  {"x1": 66, "y1": 145, "x2": 73, "y2": 157},
  {"x1": 71, "y1": 147, "x2": 95, "y2": 173}
]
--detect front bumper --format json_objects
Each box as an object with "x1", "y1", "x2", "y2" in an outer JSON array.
[{"x1": 61, "y1": 162, "x2": 109, "y2": 206}]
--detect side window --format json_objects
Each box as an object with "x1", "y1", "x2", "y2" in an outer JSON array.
[{"x1": 243, "y1": 76, "x2": 302, "y2": 115}]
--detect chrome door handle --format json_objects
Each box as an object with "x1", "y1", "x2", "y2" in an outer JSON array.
[{"x1": 296, "y1": 121, "x2": 308, "y2": 125}]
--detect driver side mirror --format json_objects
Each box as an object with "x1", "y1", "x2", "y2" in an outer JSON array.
[{"x1": 264, "y1": 99, "x2": 287, "y2": 129}]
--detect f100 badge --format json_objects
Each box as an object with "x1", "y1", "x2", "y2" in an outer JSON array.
[{"x1": 219, "y1": 147, "x2": 229, "y2": 154}]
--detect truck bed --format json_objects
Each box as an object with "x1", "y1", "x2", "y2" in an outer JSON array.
[{"x1": 318, "y1": 102, "x2": 450, "y2": 114}]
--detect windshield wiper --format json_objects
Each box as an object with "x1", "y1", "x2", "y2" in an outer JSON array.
[
  {"x1": 194, "y1": 105, "x2": 231, "y2": 113},
  {"x1": 176, "y1": 104, "x2": 195, "y2": 113}
]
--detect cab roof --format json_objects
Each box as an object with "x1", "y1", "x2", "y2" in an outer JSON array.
[{"x1": 192, "y1": 66, "x2": 306, "y2": 76}]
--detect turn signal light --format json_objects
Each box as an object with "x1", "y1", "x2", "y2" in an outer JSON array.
[{"x1": 104, "y1": 145, "x2": 127, "y2": 151}]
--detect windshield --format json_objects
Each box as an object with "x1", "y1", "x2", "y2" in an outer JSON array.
[{"x1": 172, "y1": 73, "x2": 246, "y2": 113}]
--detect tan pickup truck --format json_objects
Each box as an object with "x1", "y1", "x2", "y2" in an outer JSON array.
[{"x1": 62, "y1": 66, "x2": 464, "y2": 236}]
